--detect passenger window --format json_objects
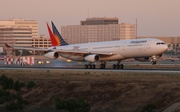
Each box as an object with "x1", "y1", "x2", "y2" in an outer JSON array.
[{"x1": 156, "y1": 42, "x2": 165, "y2": 45}]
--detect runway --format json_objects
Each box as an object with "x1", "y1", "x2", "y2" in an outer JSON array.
[
  {"x1": 0, "y1": 65, "x2": 180, "y2": 74},
  {"x1": 1, "y1": 59, "x2": 180, "y2": 74}
]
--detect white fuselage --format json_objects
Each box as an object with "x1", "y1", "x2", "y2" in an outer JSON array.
[{"x1": 48, "y1": 38, "x2": 167, "y2": 61}]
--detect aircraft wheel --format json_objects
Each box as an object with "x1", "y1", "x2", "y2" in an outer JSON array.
[
  {"x1": 88, "y1": 64, "x2": 92, "y2": 69},
  {"x1": 99, "y1": 64, "x2": 102, "y2": 69},
  {"x1": 102, "y1": 64, "x2": 106, "y2": 69},
  {"x1": 92, "y1": 64, "x2": 96, "y2": 69},
  {"x1": 154, "y1": 61, "x2": 157, "y2": 65},
  {"x1": 84, "y1": 64, "x2": 88, "y2": 69},
  {"x1": 112, "y1": 64, "x2": 116, "y2": 69},
  {"x1": 99, "y1": 64, "x2": 103, "y2": 69},
  {"x1": 120, "y1": 64, "x2": 124, "y2": 69},
  {"x1": 100, "y1": 64, "x2": 105, "y2": 69},
  {"x1": 151, "y1": 61, "x2": 157, "y2": 65},
  {"x1": 116, "y1": 64, "x2": 120, "y2": 69}
]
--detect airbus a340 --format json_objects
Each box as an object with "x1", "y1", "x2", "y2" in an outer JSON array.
[{"x1": 5, "y1": 22, "x2": 168, "y2": 69}]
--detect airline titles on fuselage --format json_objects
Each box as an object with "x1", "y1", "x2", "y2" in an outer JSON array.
[
  {"x1": 130, "y1": 40, "x2": 147, "y2": 44},
  {"x1": 73, "y1": 46, "x2": 80, "y2": 50},
  {"x1": 71, "y1": 40, "x2": 148, "y2": 51}
]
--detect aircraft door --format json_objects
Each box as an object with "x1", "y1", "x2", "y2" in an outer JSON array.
[
  {"x1": 122, "y1": 42, "x2": 126, "y2": 51},
  {"x1": 120, "y1": 42, "x2": 128, "y2": 57},
  {"x1": 146, "y1": 40, "x2": 151, "y2": 50}
]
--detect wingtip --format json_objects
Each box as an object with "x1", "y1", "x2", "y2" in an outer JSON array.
[{"x1": 4, "y1": 43, "x2": 11, "y2": 48}]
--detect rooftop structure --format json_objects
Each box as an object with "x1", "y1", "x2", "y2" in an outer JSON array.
[
  {"x1": 0, "y1": 27, "x2": 32, "y2": 47},
  {"x1": 61, "y1": 17, "x2": 136, "y2": 44},
  {"x1": 32, "y1": 35, "x2": 51, "y2": 48},
  {"x1": 80, "y1": 17, "x2": 118, "y2": 25},
  {"x1": 0, "y1": 19, "x2": 38, "y2": 38}
]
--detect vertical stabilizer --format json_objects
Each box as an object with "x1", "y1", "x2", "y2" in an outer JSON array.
[
  {"x1": 51, "y1": 21, "x2": 68, "y2": 46},
  {"x1": 46, "y1": 23, "x2": 58, "y2": 46}
]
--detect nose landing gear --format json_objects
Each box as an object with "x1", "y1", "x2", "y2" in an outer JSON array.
[
  {"x1": 151, "y1": 60, "x2": 157, "y2": 65},
  {"x1": 151, "y1": 55, "x2": 161, "y2": 65}
]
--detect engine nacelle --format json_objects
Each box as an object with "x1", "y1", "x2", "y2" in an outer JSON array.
[
  {"x1": 44, "y1": 52, "x2": 59, "y2": 59},
  {"x1": 134, "y1": 57, "x2": 149, "y2": 62},
  {"x1": 84, "y1": 54, "x2": 100, "y2": 62}
]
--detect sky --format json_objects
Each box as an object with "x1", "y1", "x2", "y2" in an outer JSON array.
[{"x1": 0, "y1": 0, "x2": 180, "y2": 37}]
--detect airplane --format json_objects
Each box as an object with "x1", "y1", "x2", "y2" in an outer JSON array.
[{"x1": 5, "y1": 21, "x2": 168, "y2": 69}]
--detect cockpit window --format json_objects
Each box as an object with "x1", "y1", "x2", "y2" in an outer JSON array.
[{"x1": 156, "y1": 42, "x2": 165, "y2": 45}]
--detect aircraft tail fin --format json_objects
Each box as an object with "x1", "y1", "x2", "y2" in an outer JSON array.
[
  {"x1": 47, "y1": 21, "x2": 69, "y2": 46},
  {"x1": 51, "y1": 21, "x2": 68, "y2": 46},
  {"x1": 46, "y1": 23, "x2": 59, "y2": 46}
]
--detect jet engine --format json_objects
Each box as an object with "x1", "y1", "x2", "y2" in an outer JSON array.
[
  {"x1": 84, "y1": 54, "x2": 100, "y2": 62},
  {"x1": 134, "y1": 57, "x2": 149, "y2": 62},
  {"x1": 44, "y1": 51, "x2": 59, "y2": 59}
]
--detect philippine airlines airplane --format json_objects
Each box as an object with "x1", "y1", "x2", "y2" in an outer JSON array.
[{"x1": 5, "y1": 22, "x2": 168, "y2": 69}]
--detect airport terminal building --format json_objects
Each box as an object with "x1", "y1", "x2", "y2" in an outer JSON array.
[
  {"x1": 0, "y1": 27, "x2": 32, "y2": 47},
  {"x1": 61, "y1": 17, "x2": 136, "y2": 44},
  {"x1": 0, "y1": 19, "x2": 38, "y2": 48},
  {"x1": 32, "y1": 35, "x2": 51, "y2": 48}
]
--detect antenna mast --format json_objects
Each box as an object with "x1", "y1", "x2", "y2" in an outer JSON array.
[
  {"x1": 88, "y1": 9, "x2": 89, "y2": 18},
  {"x1": 136, "y1": 19, "x2": 137, "y2": 39}
]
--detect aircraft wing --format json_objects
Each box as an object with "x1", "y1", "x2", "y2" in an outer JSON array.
[
  {"x1": 4, "y1": 43, "x2": 114, "y2": 55},
  {"x1": 52, "y1": 49, "x2": 114, "y2": 56},
  {"x1": 4, "y1": 43, "x2": 48, "y2": 51}
]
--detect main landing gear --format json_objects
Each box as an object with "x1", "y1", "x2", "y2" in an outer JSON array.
[
  {"x1": 84, "y1": 62, "x2": 106, "y2": 69},
  {"x1": 112, "y1": 64, "x2": 124, "y2": 69},
  {"x1": 84, "y1": 61, "x2": 124, "y2": 69},
  {"x1": 84, "y1": 63, "x2": 96, "y2": 69},
  {"x1": 112, "y1": 61, "x2": 124, "y2": 69},
  {"x1": 99, "y1": 62, "x2": 106, "y2": 69}
]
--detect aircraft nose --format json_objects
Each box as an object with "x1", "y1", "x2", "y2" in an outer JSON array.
[{"x1": 163, "y1": 44, "x2": 168, "y2": 51}]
